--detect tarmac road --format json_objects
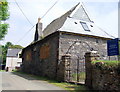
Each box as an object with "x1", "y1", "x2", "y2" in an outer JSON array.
[{"x1": 1, "y1": 72, "x2": 66, "y2": 91}]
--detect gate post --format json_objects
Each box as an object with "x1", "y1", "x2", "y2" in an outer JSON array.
[
  {"x1": 57, "y1": 54, "x2": 71, "y2": 82},
  {"x1": 85, "y1": 51, "x2": 99, "y2": 88}
]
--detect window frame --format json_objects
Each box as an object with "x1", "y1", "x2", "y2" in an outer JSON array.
[{"x1": 80, "y1": 22, "x2": 90, "y2": 31}]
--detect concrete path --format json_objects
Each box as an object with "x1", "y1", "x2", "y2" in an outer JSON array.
[{"x1": 1, "y1": 72, "x2": 66, "y2": 91}]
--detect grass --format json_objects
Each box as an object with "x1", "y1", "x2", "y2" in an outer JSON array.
[
  {"x1": 72, "y1": 72, "x2": 85, "y2": 81},
  {"x1": 49, "y1": 81, "x2": 87, "y2": 92},
  {"x1": 91, "y1": 60, "x2": 120, "y2": 71},
  {"x1": 13, "y1": 71, "x2": 90, "y2": 92},
  {"x1": 0, "y1": 70, "x2": 5, "y2": 72},
  {"x1": 92, "y1": 60, "x2": 119, "y2": 67}
]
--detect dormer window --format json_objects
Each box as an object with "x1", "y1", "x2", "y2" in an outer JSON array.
[{"x1": 80, "y1": 22, "x2": 90, "y2": 31}]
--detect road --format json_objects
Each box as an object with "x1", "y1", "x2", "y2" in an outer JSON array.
[{"x1": 1, "y1": 72, "x2": 66, "y2": 91}]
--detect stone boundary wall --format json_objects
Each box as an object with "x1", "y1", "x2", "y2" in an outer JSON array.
[
  {"x1": 92, "y1": 64, "x2": 120, "y2": 91},
  {"x1": 85, "y1": 52, "x2": 120, "y2": 91}
]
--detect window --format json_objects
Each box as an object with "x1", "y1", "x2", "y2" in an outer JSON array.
[
  {"x1": 40, "y1": 44, "x2": 50, "y2": 59},
  {"x1": 80, "y1": 22, "x2": 90, "y2": 31},
  {"x1": 25, "y1": 50, "x2": 32, "y2": 61}
]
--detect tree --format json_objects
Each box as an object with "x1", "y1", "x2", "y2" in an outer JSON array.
[
  {"x1": 0, "y1": 45, "x2": 2, "y2": 65},
  {"x1": 10, "y1": 45, "x2": 23, "y2": 49},
  {"x1": 2, "y1": 42, "x2": 13, "y2": 64},
  {"x1": 0, "y1": 0, "x2": 9, "y2": 40}
]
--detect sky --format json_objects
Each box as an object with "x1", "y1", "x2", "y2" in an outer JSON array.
[{"x1": 0, "y1": 0, "x2": 119, "y2": 47}]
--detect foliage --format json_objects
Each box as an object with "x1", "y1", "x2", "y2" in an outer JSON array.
[
  {"x1": 0, "y1": 24, "x2": 9, "y2": 40},
  {"x1": 0, "y1": 45, "x2": 2, "y2": 64},
  {"x1": 0, "y1": 0, "x2": 9, "y2": 20},
  {"x1": 0, "y1": 70, "x2": 5, "y2": 72},
  {"x1": 92, "y1": 60, "x2": 120, "y2": 70},
  {"x1": 0, "y1": 0, "x2": 9, "y2": 40},
  {"x1": 92, "y1": 60, "x2": 119, "y2": 66},
  {"x1": 10, "y1": 45, "x2": 23, "y2": 49},
  {"x1": 1, "y1": 42, "x2": 13, "y2": 64},
  {"x1": 1, "y1": 42, "x2": 23, "y2": 64}
]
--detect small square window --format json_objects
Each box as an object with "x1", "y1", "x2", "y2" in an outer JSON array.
[{"x1": 80, "y1": 22, "x2": 90, "y2": 31}]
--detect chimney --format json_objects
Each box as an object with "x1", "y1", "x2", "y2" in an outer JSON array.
[{"x1": 34, "y1": 18, "x2": 43, "y2": 41}]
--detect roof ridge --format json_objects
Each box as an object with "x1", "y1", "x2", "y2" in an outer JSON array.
[{"x1": 69, "y1": 2, "x2": 92, "y2": 22}]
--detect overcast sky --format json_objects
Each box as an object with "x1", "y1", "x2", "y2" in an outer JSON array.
[{"x1": 0, "y1": 0, "x2": 119, "y2": 47}]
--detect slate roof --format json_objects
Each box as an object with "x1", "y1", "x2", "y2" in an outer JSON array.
[
  {"x1": 7, "y1": 48, "x2": 22, "y2": 57},
  {"x1": 43, "y1": 3, "x2": 113, "y2": 39}
]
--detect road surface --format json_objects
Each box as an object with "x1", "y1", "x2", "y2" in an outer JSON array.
[{"x1": 1, "y1": 72, "x2": 66, "y2": 91}]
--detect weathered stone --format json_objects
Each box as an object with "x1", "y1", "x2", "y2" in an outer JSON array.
[
  {"x1": 21, "y1": 31, "x2": 118, "y2": 83},
  {"x1": 22, "y1": 32, "x2": 59, "y2": 79},
  {"x1": 85, "y1": 52, "x2": 120, "y2": 91}
]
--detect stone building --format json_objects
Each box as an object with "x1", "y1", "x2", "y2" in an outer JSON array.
[{"x1": 21, "y1": 3, "x2": 117, "y2": 81}]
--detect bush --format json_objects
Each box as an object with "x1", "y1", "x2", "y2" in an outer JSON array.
[{"x1": 92, "y1": 60, "x2": 120, "y2": 70}]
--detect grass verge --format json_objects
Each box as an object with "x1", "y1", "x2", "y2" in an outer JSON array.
[
  {"x1": 0, "y1": 70, "x2": 5, "y2": 72},
  {"x1": 13, "y1": 71, "x2": 90, "y2": 92}
]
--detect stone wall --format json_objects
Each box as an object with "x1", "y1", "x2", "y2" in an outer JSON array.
[
  {"x1": 59, "y1": 32, "x2": 110, "y2": 61},
  {"x1": 58, "y1": 32, "x2": 113, "y2": 82},
  {"x1": 92, "y1": 64, "x2": 120, "y2": 91},
  {"x1": 21, "y1": 31, "x2": 118, "y2": 81},
  {"x1": 85, "y1": 52, "x2": 120, "y2": 91},
  {"x1": 57, "y1": 54, "x2": 71, "y2": 81},
  {"x1": 21, "y1": 32, "x2": 59, "y2": 79}
]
